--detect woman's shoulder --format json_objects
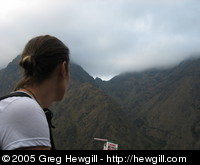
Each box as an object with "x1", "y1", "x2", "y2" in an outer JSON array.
[
  {"x1": 0, "y1": 96, "x2": 50, "y2": 150},
  {"x1": 2, "y1": 96, "x2": 44, "y2": 116}
]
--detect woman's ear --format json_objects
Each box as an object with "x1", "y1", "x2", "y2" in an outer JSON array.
[{"x1": 60, "y1": 61, "x2": 67, "y2": 78}]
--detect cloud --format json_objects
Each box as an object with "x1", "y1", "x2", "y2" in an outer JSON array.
[{"x1": 0, "y1": 0, "x2": 200, "y2": 80}]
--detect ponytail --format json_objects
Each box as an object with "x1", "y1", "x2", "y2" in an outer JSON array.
[{"x1": 15, "y1": 35, "x2": 70, "y2": 90}]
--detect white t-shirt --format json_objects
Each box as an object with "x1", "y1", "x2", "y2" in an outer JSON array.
[{"x1": 0, "y1": 92, "x2": 51, "y2": 150}]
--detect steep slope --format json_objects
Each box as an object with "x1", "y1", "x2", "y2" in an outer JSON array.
[
  {"x1": 52, "y1": 82, "x2": 132, "y2": 149},
  {"x1": 96, "y1": 57, "x2": 200, "y2": 149},
  {"x1": 0, "y1": 55, "x2": 132, "y2": 150},
  {"x1": 131, "y1": 58, "x2": 200, "y2": 149},
  {"x1": 0, "y1": 55, "x2": 21, "y2": 95},
  {"x1": 1, "y1": 55, "x2": 200, "y2": 149}
]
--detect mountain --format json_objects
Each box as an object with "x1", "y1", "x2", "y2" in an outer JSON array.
[
  {"x1": 96, "y1": 57, "x2": 200, "y2": 149},
  {"x1": 1, "y1": 55, "x2": 200, "y2": 149},
  {"x1": 0, "y1": 56, "x2": 22, "y2": 95},
  {"x1": 51, "y1": 64, "x2": 133, "y2": 149},
  {"x1": 52, "y1": 82, "x2": 133, "y2": 149},
  {"x1": 0, "y1": 55, "x2": 132, "y2": 150}
]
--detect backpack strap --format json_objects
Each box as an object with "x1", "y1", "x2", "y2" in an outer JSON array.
[
  {"x1": 0, "y1": 92, "x2": 32, "y2": 101},
  {"x1": 43, "y1": 108, "x2": 56, "y2": 150},
  {"x1": 0, "y1": 92, "x2": 56, "y2": 150}
]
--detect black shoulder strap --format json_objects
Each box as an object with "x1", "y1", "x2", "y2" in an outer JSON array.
[
  {"x1": 0, "y1": 92, "x2": 32, "y2": 101},
  {"x1": 43, "y1": 108, "x2": 56, "y2": 150},
  {"x1": 0, "y1": 92, "x2": 56, "y2": 150}
]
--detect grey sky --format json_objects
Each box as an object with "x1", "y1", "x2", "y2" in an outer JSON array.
[{"x1": 0, "y1": 0, "x2": 200, "y2": 80}]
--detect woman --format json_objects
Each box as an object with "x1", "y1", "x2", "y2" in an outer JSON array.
[{"x1": 0, "y1": 35, "x2": 70, "y2": 150}]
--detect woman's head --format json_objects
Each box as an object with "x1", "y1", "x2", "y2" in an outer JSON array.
[{"x1": 15, "y1": 35, "x2": 70, "y2": 90}]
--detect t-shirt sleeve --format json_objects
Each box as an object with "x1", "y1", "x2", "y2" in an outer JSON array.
[{"x1": 1, "y1": 97, "x2": 51, "y2": 150}]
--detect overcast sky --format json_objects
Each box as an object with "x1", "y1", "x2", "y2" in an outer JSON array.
[{"x1": 0, "y1": 0, "x2": 200, "y2": 80}]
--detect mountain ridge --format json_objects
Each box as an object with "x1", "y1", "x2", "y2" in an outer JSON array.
[
  {"x1": 96, "y1": 57, "x2": 200, "y2": 149},
  {"x1": 0, "y1": 55, "x2": 132, "y2": 149},
  {"x1": 0, "y1": 55, "x2": 200, "y2": 149}
]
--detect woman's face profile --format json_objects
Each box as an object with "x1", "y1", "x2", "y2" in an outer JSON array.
[{"x1": 55, "y1": 62, "x2": 70, "y2": 101}]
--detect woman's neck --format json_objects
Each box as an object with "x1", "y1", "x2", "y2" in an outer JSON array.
[{"x1": 19, "y1": 81, "x2": 56, "y2": 108}]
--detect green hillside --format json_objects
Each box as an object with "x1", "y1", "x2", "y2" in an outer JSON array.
[
  {"x1": 0, "y1": 55, "x2": 132, "y2": 150},
  {"x1": 1, "y1": 55, "x2": 200, "y2": 149},
  {"x1": 96, "y1": 58, "x2": 200, "y2": 149},
  {"x1": 52, "y1": 82, "x2": 132, "y2": 149}
]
